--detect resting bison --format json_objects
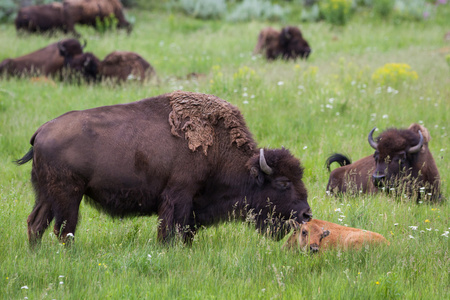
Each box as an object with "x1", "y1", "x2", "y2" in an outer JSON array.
[
  {"x1": 65, "y1": 51, "x2": 156, "y2": 83},
  {"x1": 0, "y1": 39, "x2": 85, "y2": 77},
  {"x1": 326, "y1": 124, "x2": 441, "y2": 201},
  {"x1": 63, "y1": 0, "x2": 132, "y2": 36},
  {"x1": 15, "y1": 3, "x2": 65, "y2": 34},
  {"x1": 283, "y1": 219, "x2": 388, "y2": 252},
  {"x1": 16, "y1": 91, "x2": 312, "y2": 246},
  {"x1": 253, "y1": 26, "x2": 311, "y2": 60}
]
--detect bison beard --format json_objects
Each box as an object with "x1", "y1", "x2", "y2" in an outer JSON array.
[{"x1": 16, "y1": 91, "x2": 311, "y2": 246}]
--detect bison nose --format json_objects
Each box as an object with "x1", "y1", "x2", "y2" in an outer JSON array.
[
  {"x1": 372, "y1": 174, "x2": 386, "y2": 187},
  {"x1": 300, "y1": 209, "x2": 313, "y2": 222},
  {"x1": 310, "y1": 244, "x2": 319, "y2": 253}
]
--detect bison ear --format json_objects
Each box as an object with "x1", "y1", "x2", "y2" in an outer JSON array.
[
  {"x1": 288, "y1": 219, "x2": 301, "y2": 231},
  {"x1": 250, "y1": 166, "x2": 264, "y2": 187},
  {"x1": 322, "y1": 230, "x2": 330, "y2": 238}
]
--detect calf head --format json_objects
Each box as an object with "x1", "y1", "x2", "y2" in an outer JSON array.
[
  {"x1": 284, "y1": 220, "x2": 330, "y2": 252},
  {"x1": 279, "y1": 26, "x2": 311, "y2": 60},
  {"x1": 368, "y1": 126, "x2": 424, "y2": 189},
  {"x1": 246, "y1": 148, "x2": 312, "y2": 240}
]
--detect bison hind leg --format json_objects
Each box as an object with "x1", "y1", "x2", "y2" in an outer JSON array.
[{"x1": 27, "y1": 201, "x2": 54, "y2": 247}]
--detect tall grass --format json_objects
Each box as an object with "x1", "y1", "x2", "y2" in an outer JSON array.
[{"x1": 0, "y1": 8, "x2": 449, "y2": 299}]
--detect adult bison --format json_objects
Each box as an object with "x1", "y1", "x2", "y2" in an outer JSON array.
[
  {"x1": 0, "y1": 39, "x2": 85, "y2": 77},
  {"x1": 16, "y1": 91, "x2": 312, "y2": 246},
  {"x1": 326, "y1": 124, "x2": 441, "y2": 201},
  {"x1": 65, "y1": 51, "x2": 156, "y2": 83},
  {"x1": 253, "y1": 26, "x2": 311, "y2": 60},
  {"x1": 15, "y1": 3, "x2": 65, "y2": 34},
  {"x1": 63, "y1": 0, "x2": 132, "y2": 36}
]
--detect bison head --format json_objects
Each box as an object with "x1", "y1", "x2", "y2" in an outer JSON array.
[
  {"x1": 246, "y1": 148, "x2": 312, "y2": 240},
  {"x1": 368, "y1": 127, "x2": 424, "y2": 190},
  {"x1": 66, "y1": 52, "x2": 101, "y2": 82},
  {"x1": 279, "y1": 26, "x2": 311, "y2": 60},
  {"x1": 57, "y1": 39, "x2": 85, "y2": 62},
  {"x1": 284, "y1": 220, "x2": 330, "y2": 252}
]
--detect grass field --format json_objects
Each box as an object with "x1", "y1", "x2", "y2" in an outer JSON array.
[{"x1": 0, "y1": 6, "x2": 449, "y2": 300}]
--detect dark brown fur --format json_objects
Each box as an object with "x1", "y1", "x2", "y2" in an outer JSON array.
[
  {"x1": 65, "y1": 51, "x2": 155, "y2": 83},
  {"x1": 15, "y1": 3, "x2": 65, "y2": 34},
  {"x1": 326, "y1": 124, "x2": 441, "y2": 201},
  {"x1": 16, "y1": 91, "x2": 312, "y2": 246},
  {"x1": 63, "y1": 0, "x2": 132, "y2": 36},
  {"x1": 0, "y1": 39, "x2": 84, "y2": 77},
  {"x1": 253, "y1": 26, "x2": 311, "y2": 60}
]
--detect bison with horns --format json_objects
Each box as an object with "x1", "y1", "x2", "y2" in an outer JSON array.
[
  {"x1": 326, "y1": 124, "x2": 441, "y2": 201},
  {"x1": 16, "y1": 91, "x2": 312, "y2": 246},
  {"x1": 253, "y1": 26, "x2": 311, "y2": 60},
  {"x1": 0, "y1": 39, "x2": 85, "y2": 77}
]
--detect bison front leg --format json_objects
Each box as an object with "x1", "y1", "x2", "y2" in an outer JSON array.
[{"x1": 158, "y1": 189, "x2": 196, "y2": 244}]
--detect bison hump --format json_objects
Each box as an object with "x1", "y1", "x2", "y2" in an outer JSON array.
[{"x1": 168, "y1": 91, "x2": 254, "y2": 155}]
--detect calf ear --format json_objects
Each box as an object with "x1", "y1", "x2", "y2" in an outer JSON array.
[
  {"x1": 288, "y1": 219, "x2": 301, "y2": 231},
  {"x1": 322, "y1": 230, "x2": 330, "y2": 238}
]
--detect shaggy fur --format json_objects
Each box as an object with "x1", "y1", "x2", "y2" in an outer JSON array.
[
  {"x1": 326, "y1": 124, "x2": 441, "y2": 201},
  {"x1": 283, "y1": 219, "x2": 389, "y2": 252},
  {"x1": 16, "y1": 91, "x2": 311, "y2": 246},
  {"x1": 168, "y1": 91, "x2": 254, "y2": 155},
  {"x1": 0, "y1": 39, "x2": 84, "y2": 77}
]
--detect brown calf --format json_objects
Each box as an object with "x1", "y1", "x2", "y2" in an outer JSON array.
[{"x1": 283, "y1": 219, "x2": 388, "y2": 252}]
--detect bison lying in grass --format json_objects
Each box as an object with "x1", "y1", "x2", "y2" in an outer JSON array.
[
  {"x1": 283, "y1": 219, "x2": 389, "y2": 252},
  {"x1": 253, "y1": 26, "x2": 311, "y2": 61},
  {"x1": 326, "y1": 124, "x2": 441, "y2": 202}
]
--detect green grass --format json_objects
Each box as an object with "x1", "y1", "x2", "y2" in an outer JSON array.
[{"x1": 0, "y1": 8, "x2": 449, "y2": 300}]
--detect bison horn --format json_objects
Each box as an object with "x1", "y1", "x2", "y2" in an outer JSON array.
[
  {"x1": 82, "y1": 39, "x2": 87, "y2": 49},
  {"x1": 259, "y1": 148, "x2": 273, "y2": 175},
  {"x1": 368, "y1": 127, "x2": 378, "y2": 150},
  {"x1": 407, "y1": 130, "x2": 424, "y2": 154}
]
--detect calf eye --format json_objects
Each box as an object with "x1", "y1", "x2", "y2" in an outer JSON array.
[{"x1": 302, "y1": 230, "x2": 307, "y2": 236}]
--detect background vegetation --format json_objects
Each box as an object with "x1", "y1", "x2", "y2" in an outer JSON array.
[{"x1": 0, "y1": 0, "x2": 449, "y2": 299}]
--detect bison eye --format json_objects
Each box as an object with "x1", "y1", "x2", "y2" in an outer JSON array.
[{"x1": 274, "y1": 177, "x2": 291, "y2": 190}]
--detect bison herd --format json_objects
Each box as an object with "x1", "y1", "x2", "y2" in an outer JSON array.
[{"x1": 4, "y1": 1, "x2": 443, "y2": 253}]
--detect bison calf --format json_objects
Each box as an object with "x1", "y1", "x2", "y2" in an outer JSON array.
[
  {"x1": 283, "y1": 219, "x2": 389, "y2": 252},
  {"x1": 253, "y1": 26, "x2": 311, "y2": 60},
  {"x1": 326, "y1": 124, "x2": 441, "y2": 201}
]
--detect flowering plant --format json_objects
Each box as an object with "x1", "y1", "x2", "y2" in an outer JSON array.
[{"x1": 371, "y1": 63, "x2": 418, "y2": 86}]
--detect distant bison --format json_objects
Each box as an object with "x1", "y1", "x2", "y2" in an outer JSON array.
[
  {"x1": 66, "y1": 51, "x2": 156, "y2": 83},
  {"x1": 63, "y1": 0, "x2": 132, "y2": 36},
  {"x1": 283, "y1": 219, "x2": 389, "y2": 252},
  {"x1": 253, "y1": 26, "x2": 311, "y2": 60},
  {"x1": 0, "y1": 39, "x2": 85, "y2": 77},
  {"x1": 326, "y1": 124, "x2": 441, "y2": 201},
  {"x1": 16, "y1": 91, "x2": 312, "y2": 246},
  {"x1": 15, "y1": 3, "x2": 65, "y2": 34}
]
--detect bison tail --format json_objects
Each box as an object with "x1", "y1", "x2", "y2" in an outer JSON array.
[
  {"x1": 325, "y1": 153, "x2": 352, "y2": 172},
  {"x1": 15, "y1": 147, "x2": 34, "y2": 165}
]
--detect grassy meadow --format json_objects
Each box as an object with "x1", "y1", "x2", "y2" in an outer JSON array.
[{"x1": 0, "y1": 6, "x2": 449, "y2": 300}]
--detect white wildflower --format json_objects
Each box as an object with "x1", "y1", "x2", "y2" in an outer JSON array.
[
  {"x1": 21, "y1": 286, "x2": 28, "y2": 289},
  {"x1": 242, "y1": 92, "x2": 248, "y2": 97},
  {"x1": 394, "y1": 223, "x2": 398, "y2": 226},
  {"x1": 442, "y1": 231, "x2": 449, "y2": 237},
  {"x1": 59, "y1": 281, "x2": 64, "y2": 285},
  {"x1": 243, "y1": 100, "x2": 249, "y2": 104},
  {"x1": 334, "y1": 208, "x2": 342, "y2": 213},
  {"x1": 409, "y1": 235, "x2": 415, "y2": 239},
  {"x1": 382, "y1": 114, "x2": 389, "y2": 119},
  {"x1": 59, "y1": 275, "x2": 64, "y2": 278},
  {"x1": 409, "y1": 226, "x2": 418, "y2": 230},
  {"x1": 277, "y1": 81, "x2": 284, "y2": 86},
  {"x1": 426, "y1": 228, "x2": 432, "y2": 231},
  {"x1": 303, "y1": 146, "x2": 307, "y2": 150}
]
